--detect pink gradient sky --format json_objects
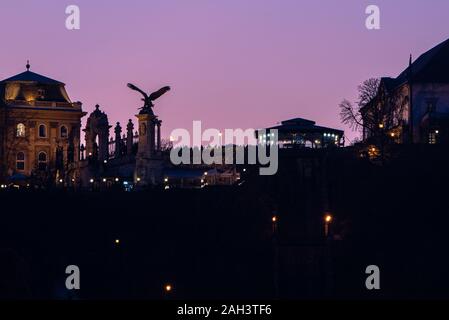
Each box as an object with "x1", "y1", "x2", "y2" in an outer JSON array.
[{"x1": 1, "y1": 0, "x2": 449, "y2": 143}]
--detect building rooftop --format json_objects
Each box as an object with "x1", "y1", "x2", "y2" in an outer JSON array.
[
  {"x1": 382, "y1": 37, "x2": 449, "y2": 91},
  {"x1": 0, "y1": 70, "x2": 64, "y2": 85},
  {"x1": 266, "y1": 117, "x2": 344, "y2": 134}
]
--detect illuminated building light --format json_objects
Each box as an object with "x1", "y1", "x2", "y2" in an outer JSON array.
[
  {"x1": 164, "y1": 185, "x2": 170, "y2": 190},
  {"x1": 379, "y1": 123, "x2": 384, "y2": 129}
]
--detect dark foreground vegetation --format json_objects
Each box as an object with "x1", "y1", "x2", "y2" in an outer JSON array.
[{"x1": 1, "y1": 145, "x2": 449, "y2": 299}]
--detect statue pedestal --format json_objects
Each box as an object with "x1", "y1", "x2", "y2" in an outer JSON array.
[{"x1": 134, "y1": 112, "x2": 164, "y2": 186}]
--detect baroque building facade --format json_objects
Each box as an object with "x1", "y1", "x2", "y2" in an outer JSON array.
[{"x1": 0, "y1": 64, "x2": 85, "y2": 184}]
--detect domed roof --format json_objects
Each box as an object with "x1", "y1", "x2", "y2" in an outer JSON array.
[
  {"x1": 0, "y1": 63, "x2": 71, "y2": 103},
  {"x1": 0, "y1": 70, "x2": 64, "y2": 85}
]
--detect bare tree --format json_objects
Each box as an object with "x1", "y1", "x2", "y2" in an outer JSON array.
[{"x1": 339, "y1": 78, "x2": 406, "y2": 140}]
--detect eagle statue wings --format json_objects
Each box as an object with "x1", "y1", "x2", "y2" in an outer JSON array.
[{"x1": 127, "y1": 83, "x2": 171, "y2": 115}]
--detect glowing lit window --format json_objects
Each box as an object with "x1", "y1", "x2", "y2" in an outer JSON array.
[
  {"x1": 60, "y1": 126, "x2": 68, "y2": 138},
  {"x1": 429, "y1": 132, "x2": 437, "y2": 145},
  {"x1": 38, "y1": 152, "x2": 47, "y2": 171},
  {"x1": 16, "y1": 152, "x2": 25, "y2": 171},
  {"x1": 16, "y1": 123, "x2": 26, "y2": 137},
  {"x1": 39, "y1": 124, "x2": 47, "y2": 138}
]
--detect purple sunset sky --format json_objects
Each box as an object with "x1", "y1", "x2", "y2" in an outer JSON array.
[{"x1": 1, "y1": 0, "x2": 449, "y2": 143}]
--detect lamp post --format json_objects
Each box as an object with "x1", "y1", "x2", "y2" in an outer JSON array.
[{"x1": 324, "y1": 214, "x2": 333, "y2": 238}]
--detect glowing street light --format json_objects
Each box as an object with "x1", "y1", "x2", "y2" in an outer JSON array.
[
  {"x1": 164, "y1": 284, "x2": 173, "y2": 293},
  {"x1": 324, "y1": 214, "x2": 333, "y2": 237}
]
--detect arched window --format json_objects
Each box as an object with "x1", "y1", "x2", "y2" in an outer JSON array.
[
  {"x1": 38, "y1": 152, "x2": 47, "y2": 171},
  {"x1": 16, "y1": 152, "x2": 25, "y2": 171},
  {"x1": 16, "y1": 123, "x2": 26, "y2": 137},
  {"x1": 60, "y1": 125, "x2": 68, "y2": 138},
  {"x1": 39, "y1": 124, "x2": 47, "y2": 138}
]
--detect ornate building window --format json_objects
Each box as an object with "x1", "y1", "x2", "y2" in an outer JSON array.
[
  {"x1": 16, "y1": 123, "x2": 26, "y2": 137},
  {"x1": 60, "y1": 125, "x2": 68, "y2": 138},
  {"x1": 16, "y1": 152, "x2": 25, "y2": 171},
  {"x1": 38, "y1": 152, "x2": 48, "y2": 171},
  {"x1": 39, "y1": 124, "x2": 47, "y2": 138}
]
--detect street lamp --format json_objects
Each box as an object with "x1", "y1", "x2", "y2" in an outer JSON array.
[
  {"x1": 324, "y1": 214, "x2": 333, "y2": 237},
  {"x1": 164, "y1": 284, "x2": 173, "y2": 293}
]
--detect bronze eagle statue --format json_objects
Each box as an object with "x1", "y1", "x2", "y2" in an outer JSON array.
[{"x1": 127, "y1": 83, "x2": 171, "y2": 115}]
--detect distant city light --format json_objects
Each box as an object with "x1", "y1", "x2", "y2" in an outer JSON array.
[
  {"x1": 204, "y1": 172, "x2": 208, "y2": 176},
  {"x1": 90, "y1": 179, "x2": 94, "y2": 183},
  {"x1": 164, "y1": 284, "x2": 173, "y2": 292},
  {"x1": 59, "y1": 179, "x2": 63, "y2": 183},
  {"x1": 115, "y1": 239, "x2": 120, "y2": 245},
  {"x1": 272, "y1": 216, "x2": 278, "y2": 223},
  {"x1": 379, "y1": 123, "x2": 384, "y2": 129},
  {"x1": 136, "y1": 177, "x2": 141, "y2": 182},
  {"x1": 164, "y1": 178, "x2": 168, "y2": 183},
  {"x1": 115, "y1": 178, "x2": 119, "y2": 182},
  {"x1": 104, "y1": 160, "x2": 108, "y2": 164},
  {"x1": 103, "y1": 178, "x2": 107, "y2": 182},
  {"x1": 324, "y1": 214, "x2": 333, "y2": 223},
  {"x1": 435, "y1": 130, "x2": 439, "y2": 134}
]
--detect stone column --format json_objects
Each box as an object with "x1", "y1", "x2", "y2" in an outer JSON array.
[
  {"x1": 126, "y1": 119, "x2": 134, "y2": 155},
  {"x1": 156, "y1": 120, "x2": 162, "y2": 152},
  {"x1": 114, "y1": 122, "x2": 122, "y2": 158}
]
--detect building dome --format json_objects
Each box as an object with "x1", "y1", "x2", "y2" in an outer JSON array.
[{"x1": 0, "y1": 64, "x2": 72, "y2": 104}]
